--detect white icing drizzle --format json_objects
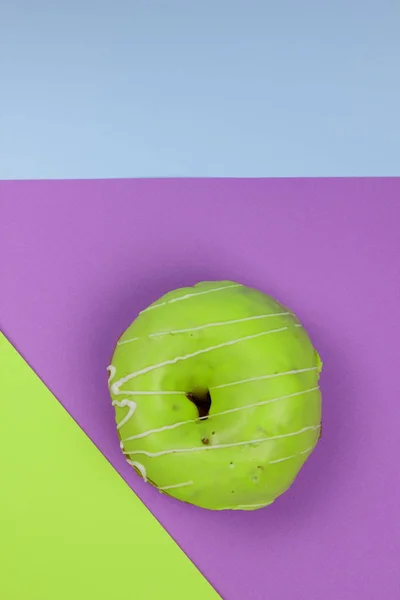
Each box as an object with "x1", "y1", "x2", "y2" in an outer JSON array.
[
  {"x1": 121, "y1": 386, "x2": 319, "y2": 443},
  {"x1": 117, "y1": 312, "x2": 292, "y2": 345},
  {"x1": 117, "y1": 337, "x2": 139, "y2": 345},
  {"x1": 222, "y1": 501, "x2": 274, "y2": 510},
  {"x1": 126, "y1": 459, "x2": 148, "y2": 482},
  {"x1": 107, "y1": 364, "x2": 116, "y2": 383},
  {"x1": 268, "y1": 445, "x2": 315, "y2": 464},
  {"x1": 148, "y1": 312, "x2": 292, "y2": 336},
  {"x1": 158, "y1": 480, "x2": 194, "y2": 491},
  {"x1": 112, "y1": 389, "x2": 184, "y2": 397},
  {"x1": 123, "y1": 424, "x2": 320, "y2": 458},
  {"x1": 140, "y1": 283, "x2": 242, "y2": 313},
  {"x1": 112, "y1": 399, "x2": 137, "y2": 429},
  {"x1": 112, "y1": 326, "x2": 299, "y2": 394},
  {"x1": 212, "y1": 366, "x2": 318, "y2": 390}
]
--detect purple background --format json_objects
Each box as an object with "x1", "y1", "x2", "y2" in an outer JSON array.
[{"x1": 1, "y1": 179, "x2": 400, "y2": 599}]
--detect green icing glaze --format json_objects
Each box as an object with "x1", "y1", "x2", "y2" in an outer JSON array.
[{"x1": 108, "y1": 281, "x2": 322, "y2": 511}]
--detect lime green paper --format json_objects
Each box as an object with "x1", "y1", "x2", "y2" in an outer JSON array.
[{"x1": 0, "y1": 333, "x2": 219, "y2": 600}]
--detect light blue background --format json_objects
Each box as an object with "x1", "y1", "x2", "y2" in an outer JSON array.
[{"x1": 1, "y1": 0, "x2": 399, "y2": 179}]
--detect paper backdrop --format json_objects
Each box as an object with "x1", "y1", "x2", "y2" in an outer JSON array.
[
  {"x1": 1, "y1": 178, "x2": 400, "y2": 599},
  {"x1": 0, "y1": 333, "x2": 219, "y2": 599}
]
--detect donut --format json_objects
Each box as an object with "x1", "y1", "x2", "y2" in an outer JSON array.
[{"x1": 108, "y1": 281, "x2": 322, "y2": 511}]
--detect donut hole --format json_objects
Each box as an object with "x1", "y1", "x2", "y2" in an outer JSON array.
[{"x1": 186, "y1": 389, "x2": 212, "y2": 420}]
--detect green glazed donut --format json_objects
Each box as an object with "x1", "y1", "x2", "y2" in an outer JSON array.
[{"x1": 108, "y1": 281, "x2": 322, "y2": 511}]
